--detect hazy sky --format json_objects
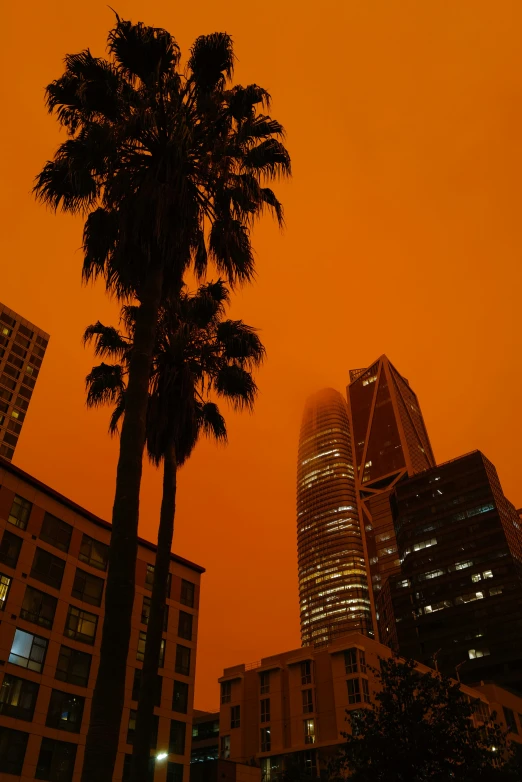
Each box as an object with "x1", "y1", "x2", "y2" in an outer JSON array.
[{"x1": 2, "y1": 0, "x2": 522, "y2": 708}]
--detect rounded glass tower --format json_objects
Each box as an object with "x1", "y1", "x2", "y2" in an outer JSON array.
[{"x1": 297, "y1": 388, "x2": 373, "y2": 646}]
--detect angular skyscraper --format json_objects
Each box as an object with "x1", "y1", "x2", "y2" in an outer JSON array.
[
  {"x1": 0, "y1": 303, "x2": 49, "y2": 462},
  {"x1": 297, "y1": 389, "x2": 373, "y2": 647},
  {"x1": 347, "y1": 356, "x2": 435, "y2": 599}
]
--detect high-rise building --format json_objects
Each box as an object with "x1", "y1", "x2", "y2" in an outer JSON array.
[
  {"x1": 0, "y1": 303, "x2": 49, "y2": 462},
  {"x1": 297, "y1": 389, "x2": 373, "y2": 647},
  {"x1": 217, "y1": 632, "x2": 522, "y2": 780},
  {"x1": 0, "y1": 458, "x2": 203, "y2": 781},
  {"x1": 347, "y1": 356, "x2": 435, "y2": 600},
  {"x1": 378, "y1": 451, "x2": 522, "y2": 693}
]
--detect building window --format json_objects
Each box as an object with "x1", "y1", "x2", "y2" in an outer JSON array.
[
  {"x1": 178, "y1": 610, "x2": 193, "y2": 641},
  {"x1": 302, "y1": 688, "x2": 313, "y2": 713},
  {"x1": 260, "y1": 698, "x2": 271, "y2": 723},
  {"x1": 0, "y1": 529, "x2": 23, "y2": 569},
  {"x1": 167, "y1": 762, "x2": 184, "y2": 782},
  {"x1": 8, "y1": 495, "x2": 32, "y2": 530},
  {"x1": 141, "y1": 595, "x2": 150, "y2": 625},
  {"x1": 0, "y1": 726, "x2": 29, "y2": 776},
  {"x1": 127, "y1": 710, "x2": 158, "y2": 748},
  {"x1": 304, "y1": 718, "x2": 316, "y2": 744},
  {"x1": 503, "y1": 707, "x2": 518, "y2": 734},
  {"x1": 181, "y1": 578, "x2": 195, "y2": 607},
  {"x1": 347, "y1": 678, "x2": 361, "y2": 704},
  {"x1": 64, "y1": 606, "x2": 98, "y2": 645},
  {"x1": 172, "y1": 680, "x2": 189, "y2": 713},
  {"x1": 0, "y1": 572, "x2": 12, "y2": 609},
  {"x1": 78, "y1": 534, "x2": 108, "y2": 571},
  {"x1": 344, "y1": 648, "x2": 358, "y2": 674},
  {"x1": 220, "y1": 735, "x2": 231, "y2": 759},
  {"x1": 360, "y1": 651, "x2": 367, "y2": 674},
  {"x1": 136, "y1": 631, "x2": 165, "y2": 667},
  {"x1": 169, "y1": 719, "x2": 186, "y2": 755},
  {"x1": 40, "y1": 513, "x2": 72, "y2": 553},
  {"x1": 132, "y1": 668, "x2": 162, "y2": 707},
  {"x1": 468, "y1": 648, "x2": 490, "y2": 659},
  {"x1": 9, "y1": 629, "x2": 48, "y2": 672},
  {"x1": 55, "y1": 645, "x2": 91, "y2": 687},
  {"x1": 145, "y1": 563, "x2": 155, "y2": 590},
  {"x1": 71, "y1": 568, "x2": 104, "y2": 607},
  {"x1": 175, "y1": 644, "x2": 191, "y2": 676},
  {"x1": 46, "y1": 690, "x2": 85, "y2": 733},
  {"x1": 362, "y1": 678, "x2": 371, "y2": 703},
  {"x1": 20, "y1": 585, "x2": 57, "y2": 629},
  {"x1": 260, "y1": 671, "x2": 270, "y2": 694},
  {"x1": 260, "y1": 727, "x2": 271, "y2": 752},
  {"x1": 0, "y1": 674, "x2": 39, "y2": 721},
  {"x1": 301, "y1": 660, "x2": 312, "y2": 685},
  {"x1": 30, "y1": 548, "x2": 65, "y2": 590},
  {"x1": 231, "y1": 705, "x2": 241, "y2": 729},
  {"x1": 36, "y1": 737, "x2": 77, "y2": 781},
  {"x1": 221, "y1": 681, "x2": 232, "y2": 703}
]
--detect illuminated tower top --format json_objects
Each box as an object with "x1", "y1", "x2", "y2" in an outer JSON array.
[{"x1": 297, "y1": 388, "x2": 373, "y2": 647}]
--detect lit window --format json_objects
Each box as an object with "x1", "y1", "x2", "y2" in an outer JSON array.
[
  {"x1": 456, "y1": 592, "x2": 484, "y2": 605},
  {"x1": 137, "y1": 631, "x2": 165, "y2": 666},
  {"x1": 9, "y1": 629, "x2": 47, "y2": 672},
  {"x1": 483, "y1": 570, "x2": 493, "y2": 579},
  {"x1": 489, "y1": 586, "x2": 503, "y2": 596},
  {"x1": 304, "y1": 718, "x2": 315, "y2": 744},
  {"x1": 0, "y1": 573, "x2": 11, "y2": 609},
  {"x1": 468, "y1": 648, "x2": 490, "y2": 659},
  {"x1": 64, "y1": 606, "x2": 98, "y2": 645}
]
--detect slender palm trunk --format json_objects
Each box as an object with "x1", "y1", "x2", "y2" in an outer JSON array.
[
  {"x1": 82, "y1": 265, "x2": 164, "y2": 782},
  {"x1": 130, "y1": 441, "x2": 177, "y2": 782}
]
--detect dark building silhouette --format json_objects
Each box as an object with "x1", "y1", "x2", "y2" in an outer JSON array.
[
  {"x1": 191, "y1": 710, "x2": 219, "y2": 764},
  {"x1": 379, "y1": 451, "x2": 522, "y2": 693},
  {"x1": 0, "y1": 303, "x2": 49, "y2": 462},
  {"x1": 347, "y1": 356, "x2": 435, "y2": 601},
  {"x1": 297, "y1": 389, "x2": 373, "y2": 647}
]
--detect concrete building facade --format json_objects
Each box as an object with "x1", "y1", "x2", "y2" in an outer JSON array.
[
  {"x1": 0, "y1": 458, "x2": 203, "y2": 782},
  {"x1": 0, "y1": 303, "x2": 49, "y2": 462},
  {"x1": 217, "y1": 632, "x2": 522, "y2": 780}
]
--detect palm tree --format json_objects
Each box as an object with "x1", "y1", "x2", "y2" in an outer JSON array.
[
  {"x1": 84, "y1": 280, "x2": 265, "y2": 781},
  {"x1": 35, "y1": 17, "x2": 289, "y2": 780}
]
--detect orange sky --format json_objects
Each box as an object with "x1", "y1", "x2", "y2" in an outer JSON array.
[{"x1": 2, "y1": 0, "x2": 522, "y2": 709}]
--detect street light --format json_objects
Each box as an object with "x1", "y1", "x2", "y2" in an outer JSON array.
[{"x1": 156, "y1": 753, "x2": 168, "y2": 761}]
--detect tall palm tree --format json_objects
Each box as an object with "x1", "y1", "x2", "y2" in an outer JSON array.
[
  {"x1": 35, "y1": 17, "x2": 289, "y2": 779},
  {"x1": 84, "y1": 280, "x2": 265, "y2": 781}
]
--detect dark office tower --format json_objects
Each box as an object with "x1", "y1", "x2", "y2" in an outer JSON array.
[
  {"x1": 297, "y1": 389, "x2": 373, "y2": 647},
  {"x1": 0, "y1": 303, "x2": 49, "y2": 461},
  {"x1": 347, "y1": 356, "x2": 435, "y2": 600},
  {"x1": 379, "y1": 451, "x2": 522, "y2": 693}
]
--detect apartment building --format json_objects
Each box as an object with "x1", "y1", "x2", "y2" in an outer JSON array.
[
  {"x1": 218, "y1": 632, "x2": 522, "y2": 780},
  {"x1": 0, "y1": 303, "x2": 49, "y2": 462},
  {"x1": 0, "y1": 457, "x2": 204, "y2": 782}
]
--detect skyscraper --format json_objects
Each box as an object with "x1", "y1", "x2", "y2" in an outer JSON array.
[
  {"x1": 0, "y1": 303, "x2": 49, "y2": 462},
  {"x1": 379, "y1": 451, "x2": 522, "y2": 693},
  {"x1": 297, "y1": 389, "x2": 373, "y2": 647},
  {"x1": 347, "y1": 356, "x2": 435, "y2": 598}
]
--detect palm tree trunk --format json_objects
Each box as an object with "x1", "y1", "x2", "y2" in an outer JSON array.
[
  {"x1": 130, "y1": 440, "x2": 177, "y2": 782},
  {"x1": 81, "y1": 264, "x2": 164, "y2": 782}
]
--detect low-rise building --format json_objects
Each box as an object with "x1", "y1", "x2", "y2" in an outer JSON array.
[
  {"x1": 218, "y1": 632, "x2": 522, "y2": 780},
  {"x1": 190, "y1": 710, "x2": 219, "y2": 764},
  {"x1": 0, "y1": 458, "x2": 204, "y2": 782}
]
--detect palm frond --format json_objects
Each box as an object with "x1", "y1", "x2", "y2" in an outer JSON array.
[
  {"x1": 85, "y1": 363, "x2": 125, "y2": 408},
  {"x1": 215, "y1": 364, "x2": 258, "y2": 410},
  {"x1": 216, "y1": 320, "x2": 265, "y2": 366},
  {"x1": 188, "y1": 33, "x2": 234, "y2": 92},
  {"x1": 83, "y1": 322, "x2": 129, "y2": 358},
  {"x1": 209, "y1": 218, "x2": 255, "y2": 285},
  {"x1": 226, "y1": 84, "x2": 271, "y2": 120},
  {"x1": 242, "y1": 138, "x2": 292, "y2": 179},
  {"x1": 199, "y1": 401, "x2": 227, "y2": 442},
  {"x1": 108, "y1": 19, "x2": 180, "y2": 83}
]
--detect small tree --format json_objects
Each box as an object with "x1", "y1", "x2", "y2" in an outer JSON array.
[{"x1": 330, "y1": 656, "x2": 514, "y2": 781}]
